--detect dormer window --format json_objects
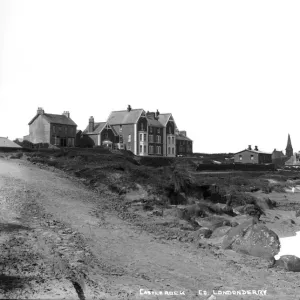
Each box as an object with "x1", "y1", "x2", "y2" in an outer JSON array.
[
  {"x1": 157, "y1": 128, "x2": 160, "y2": 134},
  {"x1": 120, "y1": 125, "x2": 123, "y2": 132},
  {"x1": 141, "y1": 123, "x2": 144, "y2": 131},
  {"x1": 150, "y1": 127, "x2": 153, "y2": 133}
]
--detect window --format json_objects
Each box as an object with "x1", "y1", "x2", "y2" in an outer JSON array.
[
  {"x1": 120, "y1": 125, "x2": 122, "y2": 132},
  {"x1": 157, "y1": 128, "x2": 160, "y2": 134},
  {"x1": 251, "y1": 155, "x2": 254, "y2": 160},
  {"x1": 144, "y1": 145, "x2": 146, "y2": 153},
  {"x1": 168, "y1": 147, "x2": 170, "y2": 154},
  {"x1": 156, "y1": 135, "x2": 161, "y2": 143},
  {"x1": 141, "y1": 123, "x2": 144, "y2": 131},
  {"x1": 53, "y1": 126, "x2": 56, "y2": 133},
  {"x1": 128, "y1": 134, "x2": 131, "y2": 142},
  {"x1": 168, "y1": 136, "x2": 171, "y2": 144},
  {"x1": 168, "y1": 126, "x2": 172, "y2": 134},
  {"x1": 59, "y1": 126, "x2": 62, "y2": 132},
  {"x1": 65, "y1": 127, "x2": 67, "y2": 134},
  {"x1": 149, "y1": 135, "x2": 153, "y2": 143},
  {"x1": 140, "y1": 133, "x2": 143, "y2": 141},
  {"x1": 172, "y1": 147, "x2": 175, "y2": 154},
  {"x1": 149, "y1": 145, "x2": 154, "y2": 154},
  {"x1": 127, "y1": 143, "x2": 131, "y2": 150},
  {"x1": 150, "y1": 127, "x2": 153, "y2": 133},
  {"x1": 140, "y1": 145, "x2": 143, "y2": 154},
  {"x1": 119, "y1": 135, "x2": 123, "y2": 143},
  {"x1": 239, "y1": 155, "x2": 242, "y2": 161},
  {"x1": 157, "y1": 146, "x2": 161, "y2": 154},
  {"x1": 104, "y1": 132, "x2": 108, "y2": 139},
  {"x1": 144, "y1": 133, "x2": 146, "y2": 142},
  {"x1": 172, "y1": 137, "x2": 175, "y2": 144}
]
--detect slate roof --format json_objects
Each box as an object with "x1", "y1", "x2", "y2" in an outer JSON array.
[
  {"x1": 107, "y1": 109, "x2": 144, "y2": 125},
  {"x1": 83, "y1": 122, "x2": 118, "y2": 136},
  {"x1": 83, "y1": 122, "x2": 106, "y2": 134},
  {"x1": 157, "y1": 113, "x2": 172, "y2": 127},
  {"x1": 28, "y1": 114, "x2": 77, "y2": 126},
  {"x1": 146, "y1": 115, "x2": 164, "y2": 127},
  {"x1": 0, "y1": 137, "x2": 22, "y2": 148},
  {"x1": 176, "y1": 134, "x2": 193, "y2": 142}
]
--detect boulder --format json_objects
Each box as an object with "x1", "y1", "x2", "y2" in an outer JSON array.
[
  {"x1": 222, "y1": 220, "x2": 280, "y2": 261},
  {"x1": 211, "y1": 226, "x2": 232, "y2": 238},
  {"x1": 191, "y1": 227, "x2": 212, "y2": 239},
  {"x1": 275, "y1": 255, "x2": 300, "y2": 272},
  {"x1": 230, "y1": 221, "x2": 239, "y2": 227}
]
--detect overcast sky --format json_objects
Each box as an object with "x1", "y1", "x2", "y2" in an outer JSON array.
[{"x1": 1, "y1": 1, "x2": 300, "y2": 153}]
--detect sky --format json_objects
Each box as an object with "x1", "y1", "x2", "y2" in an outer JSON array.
[{"x1": 1, "y1": 0, "x2": 300, "y2": 154}]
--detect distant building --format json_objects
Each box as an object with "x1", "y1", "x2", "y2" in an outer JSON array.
[
  {"x1": 0, "y1": 137, "x2": 22, "y2": 149},
  {"x1": 24, "y1": 107, "x2": 77, "y2": 147},
  {"x1": 234, "y1": 145, "x2": 272, "y2": 164},
  {"x1": 175, "y1": 130, "x2": 193, "y2": 156}
]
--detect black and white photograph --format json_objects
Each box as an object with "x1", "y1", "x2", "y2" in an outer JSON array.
[{"x1": 1, "y1": 1, "x2": 300, "y2": 299}]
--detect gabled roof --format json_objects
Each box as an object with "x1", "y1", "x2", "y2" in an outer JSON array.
[
  {"x1": 157, "y1": 113, "x2": 172, "y2": 127},
  {"x1": 84, "y1": 122, "x2": 118, "y2": 136},
  {"x1": 234, "y1": 149, "x2": 271, "y2": 155},
  {"x1": 29, "y1": 113, "x2": 77, "y2": 126},
  {"x1": 0, "y1": 137, "x2": 22, "y2": 148},
  {"x1": 83, "y1": 122, "x2": 106, "y2": 134},
  {"x1": 146, "y1": 114, "x2": 164, "y2": 127},
  {"x1": 176, "y1": 134, "x2": 193, "y2": 141},
  {"x1": 107, "y1": 109, "x2": 145, "y2": 125}
]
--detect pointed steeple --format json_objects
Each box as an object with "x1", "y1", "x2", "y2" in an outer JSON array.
[{"x1": 286, "y1": 133, "x2": 293, "y2": 158}]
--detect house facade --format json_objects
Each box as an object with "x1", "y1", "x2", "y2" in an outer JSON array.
[
  {"x1": 175, "y1": 130, "x2": 193, "y2": 156},
  {"x1": 234, "y1": 145, "x2": 272, "y2": 164},
  {"x1": 24, "y1": 108, "x2": 77, "y2": 147}
]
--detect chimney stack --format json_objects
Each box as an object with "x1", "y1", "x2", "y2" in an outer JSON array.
[
  {"x1": 89, "y1": 116, "x2": 94, "y2": 132},
  {"x1": 37, "y1": 107, "x2": 44, "y2": 115},
  {"x1": 127, "y1": 105, "x2": 131, "y2": 112},
  {"x1": 62, "y1": 111, "x2": 70, "y2": 118},
  {"x1": 254, "y1": 145, "x2": 258, "y2": 151},
  {"x1": 155, "y1": 109, "x2": 160, "y2": 118},
  {"x1": 248, "y1": 145, "x2": 252, "y2": 150}
]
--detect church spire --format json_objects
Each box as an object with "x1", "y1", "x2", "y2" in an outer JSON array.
[{"x1": 286, "y1": 133, "x2": 293, "y2": 158}]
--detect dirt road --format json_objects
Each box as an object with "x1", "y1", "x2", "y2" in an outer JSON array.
[{"x1": 0, "y1": 158, "x2": 300, "y2": 299}]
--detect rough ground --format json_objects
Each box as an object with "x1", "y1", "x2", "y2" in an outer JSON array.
[{"x1": 1, "y1": 158, "x2": 300, "y2": 299}]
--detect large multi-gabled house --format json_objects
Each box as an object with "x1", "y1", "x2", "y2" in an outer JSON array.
[
  {"x1": 81, "y1": 105, "x2": 193, "y2": 156},
  {"x1": 24, "y1": 107, "x2": 77, "y2": 147}
]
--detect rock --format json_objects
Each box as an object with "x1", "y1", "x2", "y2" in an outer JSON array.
[
  {"x1": 211, "y1": 226, "x2": 232, "y2": 238},
  {"x1": 275, "y1": 255, "x2": 300, "y2": 272},
  {"x1": 230, "y1": 221, "x2": 239, "y2": 227},
  {"x1": 194, "y1": 227, "x2": 212, "y2": 239},
  {"x1": 222, "y1": 220, "x2": 280, "y2": 261},
  {"x1": 152, "y1": 210, "x2": 163, "y2": 216},
  {"x1": 296, "y1": 210, "x2": 300, "y2": 218},
  {"x1": 256, "y1": 197, "x2": 277, "y2": 210}
]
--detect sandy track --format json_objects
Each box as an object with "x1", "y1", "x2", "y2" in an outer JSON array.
[{"x1": 0, "y1": 158, "x2": 300, "y2": 299}]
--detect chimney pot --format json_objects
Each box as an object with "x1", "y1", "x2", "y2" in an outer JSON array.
[
  {"x1": 248, "y1": 145, "x2": 252, "y2": 150},
  {"x1": 127, "y1": 105, "x2": 131, "y2": 112},
  {"x1": 254, "y1": 145, "x2": 258, "y2": 151}
]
